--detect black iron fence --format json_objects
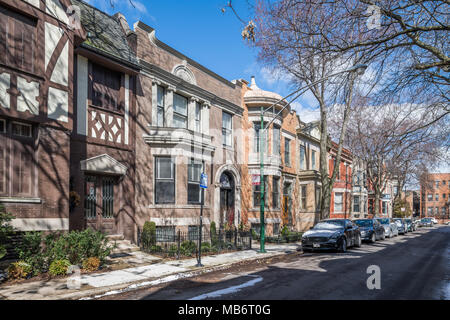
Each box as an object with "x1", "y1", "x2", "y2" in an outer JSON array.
[{"x1": 137, "y1": 227, "x2": 252, "y2": 259}]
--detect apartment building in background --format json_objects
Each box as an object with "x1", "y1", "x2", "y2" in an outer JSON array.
[{"x1": 420, "y1": 172, "x2": 450, "y2": 222}]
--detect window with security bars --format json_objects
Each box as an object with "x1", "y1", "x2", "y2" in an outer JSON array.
[
  {"x1": 85, "y1": 177, "x2": 96, "y2": 219},
  {"x1": 188, "y1": 159, "x2": 203, "y2": 204},
  {"x1": 102, "y1": 178, "x2": 114, "y2": 219},
  {"x1": 188, "y1": 225, "x2": 199, "y2": 241},
  {"x1": 156, "y1": 226, "x2": 176, "y2": 242}
]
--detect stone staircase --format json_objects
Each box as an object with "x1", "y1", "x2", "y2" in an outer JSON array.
[{"x1": 107, "y1": 235, "x2": 140, "y2": 255}]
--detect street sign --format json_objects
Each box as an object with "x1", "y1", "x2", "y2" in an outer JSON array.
[
  {"x1": 200, "y1": 173, "x2": 208, "y2": 189},
  {"x1": 252, "y1": 174, "x2": 260, "y2": 186}
]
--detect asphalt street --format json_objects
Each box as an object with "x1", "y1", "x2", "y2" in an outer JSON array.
[{"x1": 99, "y1": 225, "x2": 450, "y2": 300}]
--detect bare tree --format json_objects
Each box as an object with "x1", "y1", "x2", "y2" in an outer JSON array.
[
  {"x1": 330, "y1": 103, "x2": 447, "y2": 216},
  {"x1": 247, "y1": 1, "x2": 371, "y2": 220}
]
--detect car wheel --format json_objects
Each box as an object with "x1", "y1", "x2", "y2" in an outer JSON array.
[
  {"x1": 339, "y1": 238, "x2": 347, "y2": 253},
  {"x1": 355, "y1": 234, "x2": 362, "y2": 248},
  {"x1": 371, "y1": 233, "x2": 376, "y2": 243}
]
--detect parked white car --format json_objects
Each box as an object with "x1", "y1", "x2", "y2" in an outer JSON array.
[
  {"x1": 431, "y1": 218, "x2": 438, "y2": 225},
  {"x1": 376, "y1": 218, "x2": 399, "y2": 238}
]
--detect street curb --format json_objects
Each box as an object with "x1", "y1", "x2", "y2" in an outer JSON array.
[{"x1": 61, "y1": 248, "x2": 300, "y2": 300}]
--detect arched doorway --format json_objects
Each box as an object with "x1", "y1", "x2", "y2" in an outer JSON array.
[{"x1": 219, "y1": 171, "x2": 235, "y2": 229}]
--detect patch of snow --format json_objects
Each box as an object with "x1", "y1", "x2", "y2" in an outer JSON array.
[{"x1": 188, "y1": 276, "x2": 263, "y2": 300}]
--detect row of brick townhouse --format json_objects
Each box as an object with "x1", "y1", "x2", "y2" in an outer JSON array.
[
  {"x1": 0, "y1": 0, "x2": 400, "y2": 245},
  {"x1": 420, "y1": 173, "x2": 450, "y2": 223}
]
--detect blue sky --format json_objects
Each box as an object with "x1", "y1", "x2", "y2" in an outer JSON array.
[{"x1": 83, "y1": 0, "x2": 320, "y2": 121}]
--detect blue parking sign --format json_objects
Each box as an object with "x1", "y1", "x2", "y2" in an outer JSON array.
[{"x1": 200, "y1": 173, "x2": 208, "y2": 189}]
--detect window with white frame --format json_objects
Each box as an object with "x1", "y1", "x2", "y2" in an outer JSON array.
[
  {"x1": 311, "y1": 150, "x2": 316, "y2": 170},
  {"x1": 155, "y1": 157, "x2": 175, "y2": 204},
  {"x1": 300, "y1": 185, "x2": 307, "y2": 210},
  {"x1": 173, "y1": 93, "x2": 188, "y2": 128},
  {"x1": 156, "y1": 85, "x2": 165, "y2": 127},
  {"x1": 222, "y1": 111, "x2": 232, "y2": 147},
  {"x1": 195, "y1": 102, "x2": 202, "y2": 133},
  {"x1": 187, "y1": 159, "x2": 203, "y2": 204},
  {"x1": 273, "y1": 125, "x2": 280, "y2": 155},
  {"x1": 334, "y1": 192, "x2": 343, "y2": 212},
  {"x1": 254, "y1": 122, "x2": 267, "y2": 153},
  {"x1": 299, "y1": 145, "x2": 306, "y2": 170},
  {"x1": 285, "y1": 138, "x2": 291, "y2": 166},
  {"x1": 12, "y1": 122, "x2": 32, "y2": 137}
]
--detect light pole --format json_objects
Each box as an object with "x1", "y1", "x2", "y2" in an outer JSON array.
[{"x1": 258, "y1": 64, "x2": 367, "y2": 253}]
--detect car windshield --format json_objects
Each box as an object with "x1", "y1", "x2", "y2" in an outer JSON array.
[
  {"x1": 422, "y1": 218, "x2": 431, "y2": 222},
  {"x1": 354, "y1": 220, "x2": 372, "y2": 227},
  {"x1": 405, "y1": 219, "x2": 411, "y2": 223},
  {"x1": 313, "y1": 220, "x2": 345, "y2": 230},
  {"x1": 394, "y1": 219, "x2": 402, "y2": 224},
  {"x1": 377, "y1": 218, "x2": 390, "y2": 225}
]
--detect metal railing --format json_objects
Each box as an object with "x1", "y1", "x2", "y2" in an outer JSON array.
[{"x1": 137, "y1": 228, "x2": 252, "y2": 259}]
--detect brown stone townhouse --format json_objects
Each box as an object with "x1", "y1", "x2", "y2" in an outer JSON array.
[{"x1": 1, "y1": 0, "x2": 361, "y2": 244}]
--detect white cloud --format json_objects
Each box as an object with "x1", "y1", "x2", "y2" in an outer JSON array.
[{"x1": 291, "y1": 101, "x2": 320, "y2": 123}]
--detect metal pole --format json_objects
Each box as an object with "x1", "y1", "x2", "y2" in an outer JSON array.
[
  {"x1": 259, "y1": 106, "x2": 266, "y2": 253},
  {"x1": 196, "y1": 187, "x2": 204, "y2": 267}
]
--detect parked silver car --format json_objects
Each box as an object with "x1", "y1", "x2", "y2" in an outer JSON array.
[
  {"x1": 393, "y1": 218, "x2": 408, "y2": 234},
  {"x1": 376, "y1": 218, "x2": 399, "y2": 238},
  {"x1": 420, "y1": 218, "x2": 433, "y2": 227}
]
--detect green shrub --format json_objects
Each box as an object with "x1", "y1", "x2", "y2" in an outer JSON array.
[
  {"x1": 210, "y1": 222, "x2": 218, "y2": 247},
  {"x1": 49, "y1": 259, "x2": 71, "y2": 276},
  {"x1": 141, "y1": 221, "x2": 156, "y2": 250},
  {"x1": 16, "y1": 231, "x2": 46, "y2": 276},
  {"x1": 168, "y1": 244, "x2": 178, "y2": 257},
  {"x1": 82, "y1": 257, "x2": 100, "y2": 272},
  {"x1": 201, "y1": 242, "x2": 211, "y2": 253},
  {"x1": 0, "y1": 205, "x2": 15, "y2": 260},
  {"x1": 150, "y1": 245, "x2": 162, "y2": 253},
  {"x1": 7, "y1": 261, "x2": 32, "y2": 279},
  {"x1": 45, "y1": 229, "x2": 111, "y2": 265},
  {"x1": 180, "y1": 240, "x2": 197, "y2": 256}
]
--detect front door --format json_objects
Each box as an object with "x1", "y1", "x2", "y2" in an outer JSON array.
[
  {"x1": 219, "y1": 172, "x2": 235, "y2": 229},
  {"x1": 84, "y1": 175, "x2": 116, "y2": 234}
]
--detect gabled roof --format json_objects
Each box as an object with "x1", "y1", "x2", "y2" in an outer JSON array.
[{"x1": 72, "y1": 0, "x2": 139, "y2": 68}]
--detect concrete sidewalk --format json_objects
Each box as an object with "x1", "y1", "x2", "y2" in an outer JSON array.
[{"x1": 0, "y1": 243, "x2": 300, "y2": 300}]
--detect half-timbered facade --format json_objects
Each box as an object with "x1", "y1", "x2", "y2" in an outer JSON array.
[{"x1": 0, "y1": 0, "x2": 79, "y2": 231}]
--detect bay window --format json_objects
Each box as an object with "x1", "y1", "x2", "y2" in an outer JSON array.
[
  {"x1": 156, "y1": 85, "x2": 165, "y2": 126},
  {"x1": 284, "y1": 138, "x2": 291, "y2": 166},
  {"x1": 173, "y1": 93, "x2": 188, "y2": 128},
  {"x1": 273, "y1": 125, "x2": 280, "y2": 155},
  {"x1": 299, "y1": 145, "x2": 306, "y2": 170}
]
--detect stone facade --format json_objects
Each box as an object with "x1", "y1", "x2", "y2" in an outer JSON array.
[{"x1": 132, "y1": 21, "x2": 244, "y2": 238}]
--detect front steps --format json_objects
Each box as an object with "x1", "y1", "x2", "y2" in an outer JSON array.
[{"x1": 107, "y1": 235, "x2": 140, "y2": 255}]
